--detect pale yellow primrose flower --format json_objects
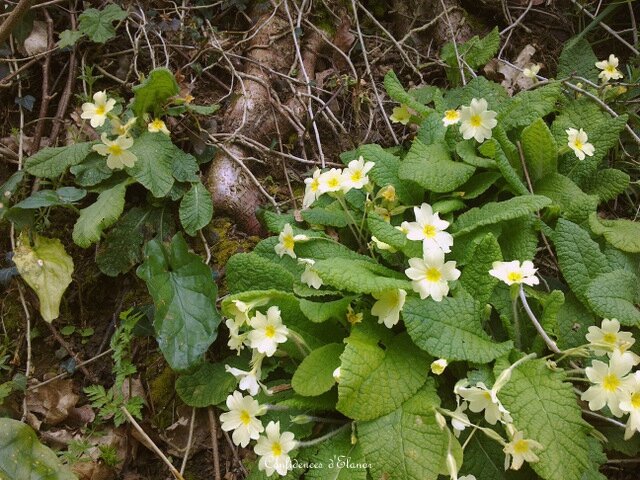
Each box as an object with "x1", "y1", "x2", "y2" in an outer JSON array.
[
  {"x1": 619, "y1": 372, "x2": 640, "y2": 440},
  {"x1": 402, "y1": 202, "x2": 453, "y2": 255},
  {"x1": 148, "y1": 118, "x2": 170, "y2": 135},
  {"x1": 371, "y1": 288, "x2": 406, "y2": 328},
  {"x1": 390, "y1": 104, "x2": 412, "y2": 125},
  {"x1": 219, "y1": 391, "x2": 265, "y2": 447},
  {"x1": 503, "y1": 430, "x2": 543, "y2": 471},
  {"x1": 566, "y1": 127, "x2": 595, "y2": 161},
  {"x1": 405, "y1": 249, "x2": 460, "y2": 302},
  {"x1": 111, "y1": 117, "x2": 137, "y2": 136},
  {"x1": 442, "y1": 109, "x2": 461, "y2": 126},
  {"x1": 274, "y1": 223, "x2": 309, "y2": 259},
  {"x1": 431, "y1": 358, "x2": 448, "y2": 375},
  {"x1": 371, "y1": 235, "x2": 396, "y2": 253},
  {"x1": 522, "y1": 64, "x2": 541, "y2": 79},
  {"x1": 595, "y1": 54, "x2": 623, "y2": 82},
  {"x1": 318, "y1": 168, "x2": 344, "y2": 194},
  {"x1": 581, "y1": 349, "x2": 635, "y2": 417},
  {"x1": 81, "y1": 90, "x2": 116, "y2": 128},
  {"x1": 459, "y1": 98, "x2": 497, "y2": 143},
  {"x1": 342, "y1": 156, "x2": 374, "y2": 191},
  {"x1": 489, "y1": 260, "x2": 539, "y2": 287},
  {"x1": 92, "y1": 133, "x2": 137, "y2": 169},
  {"x1": 302, "y1": 169, "x2": 322, "y2": 209},
  {"x1": 455, "y1": 379, "x2": 511, "y2": 425},
  {"x1": 299, "y1": 258, "x2": 323, "y2": 290},
  {"x1": 254, "y1": 421, "x2": 296, "y2": 477},
  {"x1": 226, "y1": 318, "x2": 247, "y2": 353},
  {"x1": 247, "y1": 306, "x2": 289, "y2": 357},
  {"x1": 586, "y1": 318, "x2": 635, "y2": 356}
]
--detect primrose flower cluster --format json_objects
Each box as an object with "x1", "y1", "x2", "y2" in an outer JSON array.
[
  {"x1": 441, "y1": 97, "x2": 498, "y2": 143},
  {"x1": 80, "y1": 90, "x2": 171, "y2": 170},
  {"x1": 302, "y1": 156, "x2": 375, "y2": 209},
  {"x1": 581, "y1": 319, "x2": 640, "y2": 440},
  {"x1": 220, "y1": 299, "x2": 298, "y2": 476}
]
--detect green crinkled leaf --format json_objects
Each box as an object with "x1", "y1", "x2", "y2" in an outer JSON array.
[
  {"x1": 305, "y1": 430, "x2": 367, "y2": 480},
  {"x1": 312, "y1": 257, "x2": 411, "y2": 294},
  {"x1": 171, "y1": 150, "x2": 200, "y2": 183},
  {"x1": 358, "y1": 380, "x2": 447, "y2": 480},
  {"x1": 292, "y1": 343, "x2": 343, "y2": 396},
  {"x1": 441, "y1": 27, "x2": 500, "y2": 83},
  {"x1": 585, "y1": 270, "x2": 640, "y2": 326},
  {"x1": 444, "y1": 76, "x2": 508, "y2": 110},
  {"x1": 556, "y1": 291, "x2": 596, "y2": 350},
  {"x1": 131, "y1": 68, "x2": 179, "y2": 117},
  {"x1": 457, "y1": 172, "x2": 502, "y2": 199},
  {"x1": 137, "y1": 233, "x2": 221, "y2": 371},
  {"x1": 0, "y1": 418, "x2": 77, "y2": 479},
  {"x1": 417, "y1": 111, "x2": 447, "y2": 145},
  {"x1": 553, "y1": 218, "x2": 611, "y2": 301},
  {"x1": 432, "y1": 198, "x2": 464, "y2": 214},
  {"x1": 498, "y1": 216, "x2": 539, "y2": 262},
  {"x1": 13, "y1": 187, "x2": 86, "y2": 209},
  {"x1": 356, "y1": 144, "x2": 423, "y2": 204},
  {"x1": 456, "y1": 140, "x2": 496, "y2": 169},
  {"x1": 338, "y1": 328, "x2": 429, "y2": 420},
  {"x1": 383, "y1": 70, "x2": 430, "y2": 116},
  {"x1": 72, "y1": 180, "x2": 129, "y2": 248},
  {"x1": 581, "y1": 168, "x2": 630, "y2": 202},
  {"x1": 277, "y1": 390, "x2": 337, "y2": 412},
  {"x1": 299, "y1": 297, "x2": 352, "y2": 323},
  {"x1": 176, "y1": 362, "x2": 237, "y2": 407},
  {"x1": 589, "y1": 213, "x2": 640, "y2": 253},
  {"x1": 127, "y1": 132, "x2": 175, "y2": 198},
  {"x1": 78, "y1": 4, "x2": 127, "y2": 43},
  {"x1": 535, "y1": 173, "x2": 598, "y2": 223},
  {"x1": 399, "y1": 140, "x2": 475, "y2": 193},
  {"x1": 70, "y1": 153, "x2": 113, "y2": 186},
  {"x1": 499, "y1": 359, "x2": 598, "y2": 480},
  {"x1": 13, "y1": 234, "x2": 74, "y2": 323},
  {"x1": 522, "y1": 118, "x2": 557, "y2": 183},
  {"x1": 57, "y1": 29, "x2": 83, "y2": 48},
  {"x1": 24, "y1": 142, "x2": 94, "y2": 179},
  {"x1": 459, "y1": 233, "x2": 502, "y2": 305},
  {"x1": 497, "y1": 83, "x2": 562, "y2": 131},
  {"x1": 462, "y1": 433, "x2": 533, "y2": 480},
  {"x1": 403, "y1": 296, "x2": 513, "y2": 362},
  {"x1": 557, "y1": 37, "x2": 599, "y2": 82},
  {"x1": 452, "y1": 195, "x2": 551, "y2": 236},
  {"x1": 302, "y1": 202, "x2": 349, "y2": 227},
  {"x1": 260, "y1": 211, "x2": 297, "y2": 234},
  {"x1": 179, "y1": 181, "x2": 213, "y2": 236},
  {"x1": 226, "y1": 253, "x2": 294, "y2": 293}
]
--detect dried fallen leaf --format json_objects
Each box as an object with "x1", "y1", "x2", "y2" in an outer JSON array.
[{"x1": 26, "y1": 377, "x2": 79, "y2": 425}]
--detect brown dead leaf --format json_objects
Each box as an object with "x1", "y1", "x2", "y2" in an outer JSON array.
[
  {"x1": 27, "y1": 377, "x2": 79, "y2": 425},
  {"x1": 22, "y1": 21, "x2": 49, "y2": 56},
  {"x1": 332, "y1": 17, "x2": 355, "y2": 71},
  {"x1": 161, "y1": 406, "x2": 209, "y2": 458},
  {"x1": 485, "y1": 44, "x2": 539, "y2": 94}
]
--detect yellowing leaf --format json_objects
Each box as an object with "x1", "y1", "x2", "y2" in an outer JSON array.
[{"x1": 13, "y1": 234, "x2": 74, "y2": 322}]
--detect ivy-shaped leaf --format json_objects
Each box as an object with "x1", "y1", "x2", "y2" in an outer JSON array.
[
  {"x1": 78, "y1": 4, "x2": 127, "y2": 43},
  {"x1": 137, "y1": 233, "x2": 221, "y2": 371}
]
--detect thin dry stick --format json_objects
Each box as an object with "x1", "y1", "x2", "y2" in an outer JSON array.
[
  {"x1": 179, "y1": 408, "x2": 197, "y2": 475},
  {"x1": 27, "y1": 348, "x2": 113, "y2": 391},
  {"x1": 438, "y1": 0, "x2": 466, "y2": 85},
  {"x1": 121, "y1": 407, "x2": 185, "y2": 480},
  {"x1": 222, "y1": 429, "x2": 248, "y2": 476},
  {"x1": 207, "y1": 407, "x2": 222, "y2": 480},
  {"x1": 45, "y1": 322, "x2": 97, "y2": 382},
  {"x1": 32, "y1": 10, "x2": 54, "y2": 151},
  {"x1": 568, "y1": 0, "x2": 639, "y2": 55},
  {"x1": 0, "y1": 0, "x2": 35, "y2": 46},
  {"x1": 17, "y1": 284, "x2": 31, "y2": 422},
  {"x1": 350, "y1": 0, "x2": 398, "y2": 145}
]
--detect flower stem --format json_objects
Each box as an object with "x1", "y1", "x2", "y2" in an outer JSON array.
[
  {"x1": 518, "y1": 286, "x2": 561, "y2": 354},
  {"x1": 294, "y1": 423, "x2": 351, "y2": 449}
]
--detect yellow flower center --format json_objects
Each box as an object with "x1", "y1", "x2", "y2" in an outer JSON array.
[
  {"x1": 573, "y1": 140, "x2": 583, "y2": 150},
  {"x1": 602, "y1": 332, "x2": 617, "y2": 344},
  {"x1": 327, "y1": 177, "x2": 340, "y2": 189},
  {"x1": 152, "y1": 120, "x2": 164, "y2": 129},
  {"x1": 283, "y1": 235, "x2": 295, "y2": 251},
  {"x1": 422, "y1": 224, "x2": 437, "y2": 238},
  {"x1": 483, "y1": 391, "x2": 492, "y2": 400},
  {"x1": 445, "y1": 110, "x2": 459, "y2": 120},
  {"x1": 507, "y1": 271, "x2": 523, "y2": 283},
  {"x1": 351, "y1": 170, "x2": 363, "y2": 182},
  {"x1": 95, "y1": 105, "x2": 105, "y2": 116},
  {"x1": 605, "y1": 65, "x2": 616, "y2": 74},
  {"x1": 310, "y1": 178, "x2": 320, "y2": 192},
  {"x1": 107, "y1": 144, "x2": 123, "y2": 156},
  {"x1": 602, "y1": 373, "x2": 621, "y2": 392},
  {"x1": 513, "y1": 439, "x2": 530, "y2": 454},
  {"x1": 425, "y1": 267, "x2": 442, "y2": 282},
  {"x1": 240, "y1": 410, "x2": 251, "y2": 425},
  {"x1": 469, "y1": 114, "x2": 482, "y2": 127},
  {"x1": 631, "y1": 392, "x2": 640, "y2": 409},
  {"x1": 264, "y1": 325, "x2": 276, "y2": 338},
  {"x1": 271, "y1": 442, "x2": 282, "y2": 457}
]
